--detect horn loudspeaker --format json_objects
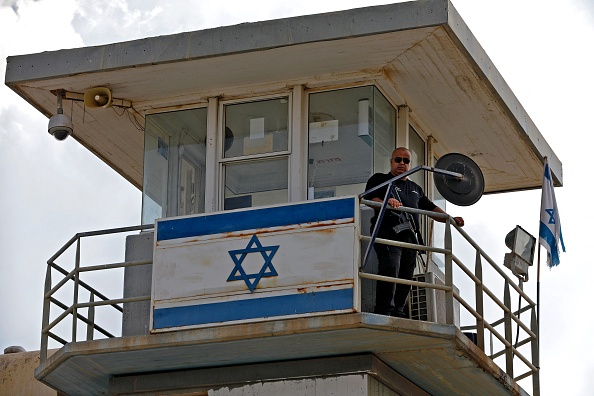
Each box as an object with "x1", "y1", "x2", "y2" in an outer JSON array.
[{"x1": 84, "y1": 87, "x2": 112, "y2": 108}]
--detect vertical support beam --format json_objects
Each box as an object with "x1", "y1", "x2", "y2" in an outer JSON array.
[
  {"x1": 353, "y1": 199, "x2": 362, "y2": 313},
  {"x1": 426, "y1": 136, "x2": 436, "y2": 199},
  {"x1": 425, "y1": 136, "x2": 436, "y2": 265},
  {"x1": 474, "y1": 251, "x2": 485, "y2": 351},
  {"x1": 531, "y1": 305, "x2": 540, "y2": 396},
  {"x1": 40, "y1": 264, "x2": 52, "y2": 362},
  {"x1": 205, "y1": 97, "x2": 219, "y2": 213},
  {"x1": 290, "y1": 85, "x2": 306, "y2": 202},
  {"x1": 72, "y1": 238, "x2": 81, "y2": 343},
  {"x1": 504, "y1": 280, "x2": 513, "y2": 377},
  {"x1": 396, "y1": 105, "x2": 409, "y2": 148},
  {"x1": 86, "y1": 292, "x2": 95, "y2": 341},
  {"x1": 444, "y1": 217, "x2": 454, "y2": 325}
]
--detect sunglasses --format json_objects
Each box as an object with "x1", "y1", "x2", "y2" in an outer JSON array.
[{"x1": 392, "y1": 157, "x2": 410, "y2": 164}]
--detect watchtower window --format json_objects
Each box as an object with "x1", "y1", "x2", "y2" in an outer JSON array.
[
  {"x1": 221, "y1": 97, "x2": 290, "y2": 210},
  {"x1": 142, "y1": 107, "x2": 208, "y2": 224},
  {"x1": 307, "y1": 86, "x2": 396, "y2": 199}
]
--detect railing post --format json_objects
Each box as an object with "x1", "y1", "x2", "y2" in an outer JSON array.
[
  {"x1": 87, "y1": 292, "x2": 95, "y2": 341},
  {"x1": 474, "y1": 251, "x2": 485, "y2": 351},
  {"x1": 72, "y1": 238, "x2": 81, "y2": 343},
  {"x1": 504, "y1": 280, "x2": 513, "y2": 377},
  {"x1": 40, "y1": 264, "x2": 52, "y2": 362},
  {"x1": 531, "y1": 305, "x2": 540, "y2": 396},
  {"x1": 444, "y1": 217, "x2": 454, "y2": 325}
]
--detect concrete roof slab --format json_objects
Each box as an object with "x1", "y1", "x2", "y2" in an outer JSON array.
[{"x1": 5, "y1": 0, "x2": 561, "y2": 192}]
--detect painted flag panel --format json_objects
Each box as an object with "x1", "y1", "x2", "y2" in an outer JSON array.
[{"x1": 152, "y1": 197, "x2": 359, "y2": 331}]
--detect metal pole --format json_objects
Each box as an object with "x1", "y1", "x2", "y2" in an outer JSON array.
[
  {"x1": 532, "y1": 302, "x2": 540, "y2": 396},
  {"x1": 72, "y1": 238, "x2": 81, "y2": 343},
  {"x1": 535, "y1": 243, "x2": 542, "y2": 396},
  {"x1": 536, "y1": 157, "x2": 543, "y2": 393},
  {"x1": 87, "y1": 292, "x2": 95, "y2": 341},
  {"x1": 40, "y1": 264, "x2": 52, "y2": 362},
  {"x1": 474, "y1": 251, "x2": 485, "y2": 351},
  {"x1": 444, "y1": 217, "x2": 454, "y2": 325},
  {"x1": 504, "y1": 280, "x2": 513, "y2": 377},
  {"x1": 359, "y1": 165, "x2": 462, "y2": 200}
]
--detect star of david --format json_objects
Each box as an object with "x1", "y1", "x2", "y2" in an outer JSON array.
[
  {"x1": 545, "y1": 209, "x2": 556, "y2": 224},
  {"x1": 227, "y1": 234, "x2": 279, "y2": 292}
]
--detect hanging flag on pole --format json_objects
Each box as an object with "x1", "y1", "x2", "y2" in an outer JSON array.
[{"x1": 539, "y1": 158, "x2": 565, "y2": 267}]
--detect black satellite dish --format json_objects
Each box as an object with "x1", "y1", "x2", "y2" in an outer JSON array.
[{"x1": 434, "y1": 153, "x2": 484, "y2": 206}]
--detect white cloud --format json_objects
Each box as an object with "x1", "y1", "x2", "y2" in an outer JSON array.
[
  {"x1": 575, "y1": 0, "x2": 594, "y2": 20},
  {"x1": 70, "y1": 0, "x2": 401, "y2": 46},
  {"x1": 0, "y1": 0, "x2": 139, "y2": 352},
  {"x1": 72, "y1": 0, "x2": 165, "y2": 45}
]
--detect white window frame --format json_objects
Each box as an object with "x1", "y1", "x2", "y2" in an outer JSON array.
[{"x1": 217, "y1": 92, "x2": 293, "y2": 211}]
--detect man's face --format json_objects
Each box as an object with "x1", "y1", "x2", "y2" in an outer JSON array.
[{"x1": 390, "y1": 149, "x2": 411, "y2": 176}]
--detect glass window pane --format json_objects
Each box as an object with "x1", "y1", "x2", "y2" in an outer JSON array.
[
  {"x1": 142, "y1": 128, "x2": 169, "y2": 224},
  {"x1": 224, "y1": 158, "x2": 288, "y2": 210},
  {"x1": 373, "y1": 89, "x2": 397, "y2": 175},
  {"x1": 142, "y1": 108, "x2": 207, "y2": 224},
  {"x1": 224, "y1": 98, "x2": 289, "y2": 158},
  {"x1": 308, "y1": 86, "x2": 395, "y2": 199}
]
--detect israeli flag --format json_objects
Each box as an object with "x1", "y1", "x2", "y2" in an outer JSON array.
[{"x1": 539, "y1": 159, "x2": 565, "y2": 267}]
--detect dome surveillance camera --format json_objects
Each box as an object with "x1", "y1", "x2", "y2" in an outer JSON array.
[{"x1": 48, "y1": 113, "x2": 73, "y2": 141}]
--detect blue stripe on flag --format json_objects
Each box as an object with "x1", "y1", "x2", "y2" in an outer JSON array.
[
  {"x1": 157, "y1": 197, "x2": 355, "y2": 241},
  {"x1": 153, "y1": 288, "x2": 353, "y2": 329},
  {"x1": 540, "y1": 221, "x2": 560, "y2": 267}
]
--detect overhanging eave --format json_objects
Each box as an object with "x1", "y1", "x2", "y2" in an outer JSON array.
[{"x1": 4, "y1": 0, "x2": 561, "y2": 193}]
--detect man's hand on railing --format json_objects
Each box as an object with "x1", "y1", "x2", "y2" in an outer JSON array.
[{"x1": 386, "y1": 197, "x2": 403, "y2": 208}]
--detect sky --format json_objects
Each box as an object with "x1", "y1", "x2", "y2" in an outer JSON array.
[{"x1": 0, "y1": 0, "x2": 592, "y2": 394}]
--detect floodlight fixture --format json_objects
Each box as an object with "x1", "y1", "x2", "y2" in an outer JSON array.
[{"x1": 503, "y1": 225, "x2": 536, "y2": 281}]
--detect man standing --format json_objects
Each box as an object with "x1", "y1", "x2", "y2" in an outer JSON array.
[{"x1": 364, "y1": 147, "x2": 464, "y2": 317}]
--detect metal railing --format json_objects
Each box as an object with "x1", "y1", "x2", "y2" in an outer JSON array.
[
  {"x1": 40, "y1": 224, "x2": 154, "y2": 362},
  {"x1": 359, "y1": 198, "x2": 539, "y2": 396},
  {"x1": 39, "y1": 199, "x2": 538, "y2": 395}
]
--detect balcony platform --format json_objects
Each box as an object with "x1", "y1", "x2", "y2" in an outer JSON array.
[{"x1": 35, "y1": 313, "x2": 527, "y2": 396}]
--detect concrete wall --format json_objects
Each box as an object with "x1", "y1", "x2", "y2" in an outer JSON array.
[
  {"x1": 0, "y1": 350, "x2": 57, "y2": 395},
  {"x1": 109, "y1": 354, "x2": 425, "y2": 396},
  {"x1": 209, "y1": 374, "x2": 399, "y2": 396},
  {"x1": 122, "y1": 232, "x2": 153, "y2": 336},
  {"x1": 360, "y1": 206, "x2": 378, "y2": 312},
  {"x1": 122, "y1": 211, "x2": 378, "y2": 336}
]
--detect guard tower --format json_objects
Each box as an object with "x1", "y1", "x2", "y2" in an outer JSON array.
[{"x1": 5, "y1": 1, "x2": 561, "y2": 395}]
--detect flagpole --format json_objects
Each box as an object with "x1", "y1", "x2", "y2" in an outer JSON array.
[
  {"x1": 537, "y1": 242, "x2": 541, "y2": 358},
  {"x1": 535, "y1": 157, "x2": 546, "y2": 394},
  {"x1": 537, "y1": 158, "x2": 544, "y2": 335}
]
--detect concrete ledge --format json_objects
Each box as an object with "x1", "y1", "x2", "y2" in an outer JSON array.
[{"x1": 35, "y1": 313, "x2": 527, "y2": 396}]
